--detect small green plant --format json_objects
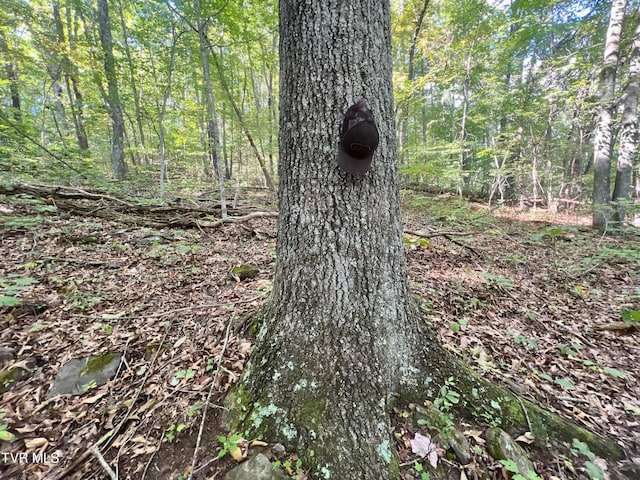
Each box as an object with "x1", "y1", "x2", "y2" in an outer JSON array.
[
  {"x1": 433, "y1": 376, "x2": 460, "y2": 411},
  {"x1": 206, "y1": 358, "x2": 215, "y2": 372},
  {"x1": 28, "y1": 322, "x2": 47, "y2": 332},
  {"x1": 0, "y1": 408, "x2": 15, "y2": 442},
  {"x1": 500, "y1": 459, "x2": 542, "y2": 480},
  {"x1": 507, "y1": 331, "x2": 538, "y2": 349},
  {"x1": 101, "y1": 324, "x2": 113, "y2": 335},
  {"x1": 450, "y1": 318, "x2": 468, "y2": 332},
  {"x1": 0, "y1": 274, "x2": 37, "y2": 307},
  {"x1": 413, "y1": 460, "x2": 430, "y2": 480},
  {"x1": 188, "y1": 401, "x2": 202, "y2": 418},
  {"x1": 557, "y1": 343, "x2": 581, "y2": 357},
  {"x1": 621, "y1": 309, "x2": 640, "y2": 325},
  {"x1": 82, "y1": 380, "x2": 98, "y2": 392},
  {"x1": 480, "y1": 271, "x2": 514, "y2": 290},
  {"x1": 570, "y1": 439, "x2": 605, "y2": 480},
  {"x1": 403, "y1": 235, "x2": 430, "y2": 250},
  {"x1": 170, "y1": 369, "x2": 196, "y2": 386},
  {"x1": 273, "y1": 457, "x2": 305, "y2": 478},
  {"x1": 530, "y1": 225, "x2": 576, "y2": 242},
  {"x1": 216, "y1": 433, "x2": 242, "y2": 458},
  {"x1": 602, "y1": 366, "x2": 627, "y2": 379},
  {"x1": 166, "y1": 422, "x2": 186, "y2": 442}
]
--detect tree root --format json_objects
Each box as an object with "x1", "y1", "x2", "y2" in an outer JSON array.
[{"x1": 424, "y1": 353, "x2": 624, "y2": 460}]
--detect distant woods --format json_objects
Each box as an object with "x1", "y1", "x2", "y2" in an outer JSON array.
[{"x1": 1, "y1": 0, "x2": 639, "y2": 227}]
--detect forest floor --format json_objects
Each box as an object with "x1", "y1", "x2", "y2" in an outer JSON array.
[{"x1": 0, "y1": 186, "x2": 639, "y2": 480}]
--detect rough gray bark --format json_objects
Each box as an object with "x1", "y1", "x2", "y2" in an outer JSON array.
[
  {"x1": 612, "y1": 18, "x2": 640, "y2": 224},
  {"x1": 97, "y1": 0, "x2": 127, "y2": 180},
  {"x1": 593, "y1": 0, "x2": 627, "y2": 229},
  {"x1": 226, "y1": 1, "x2": 623, "y2": 478},
  {"x1": 230, "y1": 2, "x2": 426, "y2": 478}
]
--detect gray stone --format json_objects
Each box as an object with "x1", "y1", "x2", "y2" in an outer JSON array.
[
  {"x1": 48, "y1": 352, "x2": 121, "y2": 398},
  {"x1": 486, "y1": 427, "x2": 537, "y2": 479},
  {"x1": 441, "y1": 427, "x2": 472, "y2": 465},
  {"x1": 0, "y1": 347, "x2": 16, "y2": 364},
  {"x1": 224, "y1": 453, "x2": 287, "y2": 480}
]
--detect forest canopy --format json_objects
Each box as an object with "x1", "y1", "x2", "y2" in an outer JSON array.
[{"x1": 1, "y1": 0, "x2": 639, "y2": 227}]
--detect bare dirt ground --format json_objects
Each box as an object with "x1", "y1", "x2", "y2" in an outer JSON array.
[{"x1": 0, "y1": 188, "x2": 638, "y2": 479}]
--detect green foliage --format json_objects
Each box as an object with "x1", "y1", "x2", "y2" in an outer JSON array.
[
  {"x1": 602, "y1": 367, "x2": 626, "y2": 380},
  {"x1": 530, "y1": 225, "x2": 576, "y2": 242},
  {"x1": 450, "y1": 317, "x2": 468, "y2": 333},
  {"x1": 621, "y1": 310, "x2": 640, "y2": 325},
  {"x1": 216, "y1": 433, "x2": 242, "y2": 458},
  {"x1": 0, "y1": 408, "x2": 15, "y2": 442},
  {"x1": 413, "y1": 460, "x2": 430, "y2": 480},
  {"x1": 272, "y1": 457, "x2": 305, "y2": 478},
  {"x1": 433, "y1": 376, "x2": 460, "y2": 412},
  {"x1": 403, "y1": 235, "x2": 430, "y2": 249},
  {"x1": 570, "y1": 439, "x2": 605, "y2": 480},
  {"x1": 507, "y1": 331, "x2": 537, "y2": 349},
  {"x1": 0, "y1": 274, "x2": 37, "y2": 307},
  {"x1": 171, "y1": 369, "x2": 196, "y2": 386},
  {"x1": 557, "y1": 343, "x2": 581, "y2": 357},
  {"x1": 480, "y1": 272, "x2": 514, "y2": 290},
  {"x1": 188, "y1": 401, "x2": 201, "y2": 418},
  {"x1": 166, "y1": 422, "x2": 186, "y2": 443},
  {"x1": 500, "y1": 459, "x2": 542, "y2": 480}
]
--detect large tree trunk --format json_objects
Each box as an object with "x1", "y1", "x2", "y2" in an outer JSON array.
[
  {"x1": 97, "y1": 0, "x2": 127, "y2": 180},
  {"x1": 231, "y1": 3, "x2": 422, "y2": 477},
  {"x1": 612, "y1": 18, "x2": 640, "y2": 224},
  {"x1": 226, "y1": 1, "x2": 623, "y2": 478},
  {"x1": 593, "y1": 0, "x2": 627, "y2": 229}
]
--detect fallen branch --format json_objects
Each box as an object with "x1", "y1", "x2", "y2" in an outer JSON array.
[
  {"x1": 403, "y1": 229, "x2": 478, "y2": 238},
  {"x1": 199, "y1": 211, "x2": 279, "y2": 228},
  {"x1": 91, "y1": 446, "x2": 117, "y2": 480},
  {"x1": 404, "y1": 227, "x2": 482, "y2": 257}
]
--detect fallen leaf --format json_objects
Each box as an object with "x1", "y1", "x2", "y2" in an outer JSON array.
[
  {"x1": 515, "y1": 432, "x2": 535, "y2": 444},
  {"x1": 81, "y1": 391, "x2": 107, "y2": 404},
  {"x1": 24, "y1": 438, "x2": 48, "y2": 449},
  {"x1": 410, "y1": 432, "x2": 438, "y2": 468}
]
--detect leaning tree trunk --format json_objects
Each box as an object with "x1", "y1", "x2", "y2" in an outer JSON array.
[
  {"x1": 612, "y1": 18, "x2": 640, "y2": 224},
  {"x1": 593, "y1": 0, "x2": 627, "y2": 229},
  {"x1": 226, "y1": 1, "x2": 623, "y2": 478}
]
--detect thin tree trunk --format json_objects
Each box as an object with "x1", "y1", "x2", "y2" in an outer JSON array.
[
  {"x1": 151, "y1": 13, "x2": 177, "y2": 198},
  {"x1": 457, "y1": 51, "x2": 471, "y2": 196},
  {"x1": 210, "y1": 50, "x2": 275, "y2": 192},
  {"x1": 117, "y1": 0, "x2": 147, "y2": 163},
  {"x1": 398, "y1": 0, "x2": 429, "y2": 158},
  {"x1": 612, "y1": 18, "x2": 640, "y2": 224},
  {"x1": 194, "y1": 0, "x2": 227, "y2": 218},
  {"x1": 97, "y1": 0, "x2": 127, "y2": 180},
  {"x1": 53, "y1": 1, "x2": 89, "y2": 152},
  {"x1": 0, "y1": 31, "x2": 21, "y2": 121},
  {"x1": 593, "y1": 0, "x2": 627, "y2": 229}
]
